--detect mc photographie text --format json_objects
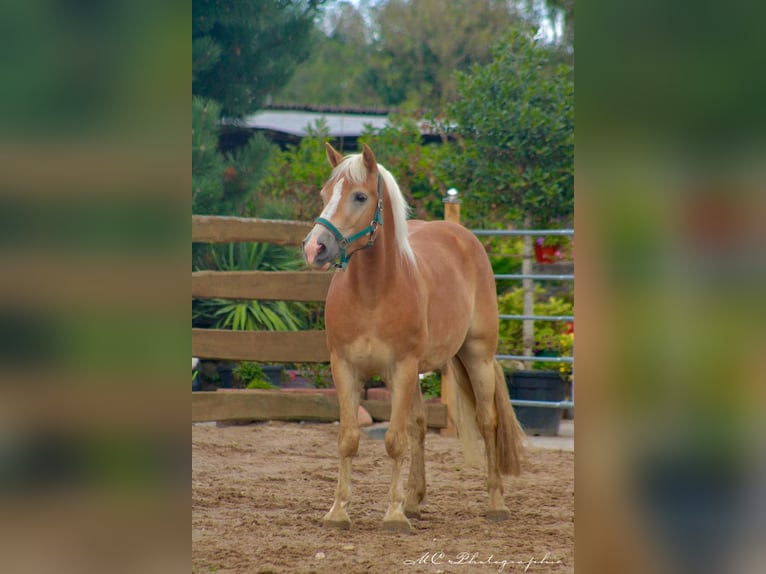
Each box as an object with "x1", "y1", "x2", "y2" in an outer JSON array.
[{"x1": 403, "y1": 551, "x2": 563, "y2": 572}]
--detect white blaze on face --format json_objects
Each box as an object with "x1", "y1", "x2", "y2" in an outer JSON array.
[{"x1": 319, "y1": 178, "x2": 345, "y2": 220}]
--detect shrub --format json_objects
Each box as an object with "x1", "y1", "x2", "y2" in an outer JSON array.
[
  {"x1": 498, "y1": 286, "x2": 573, "y2": 378},
  {"x1": 234, "y1": 361, "x2": 275, "y2": 389},
  {"x1": 420, "y1": 372, "x2": 442, "y2": 400}
]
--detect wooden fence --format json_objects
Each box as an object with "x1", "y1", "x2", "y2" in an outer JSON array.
[{"x1": 192, "y1": 214, "x2": 452, "y2": 428}]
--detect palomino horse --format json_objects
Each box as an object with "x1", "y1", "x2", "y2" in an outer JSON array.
[{"x1": 302, "y1": 143, "x2": 524, "y2": 532}]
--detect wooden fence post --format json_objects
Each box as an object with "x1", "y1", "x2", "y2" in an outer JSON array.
[{"x1": 441, "y1": 189, "x2": 461, "y2": 437}]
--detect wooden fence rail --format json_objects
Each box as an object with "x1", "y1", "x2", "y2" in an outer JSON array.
[
  {"x1": 192, "y1": 329, "x2": 330, "y2": 363},
  {"x1": 193, "y1": 215, "x2": 329, "y2": 364},
  {"x1": 192, "y1": 215, "x2": 313, "y2": 245},
  {"x1": 192, "y1": 270, "x2": 332, "y2": 301},
  {"x1": 192, "y1": 390, "x2": 448, "y2": 428}
]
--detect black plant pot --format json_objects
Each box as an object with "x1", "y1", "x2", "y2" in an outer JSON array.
[
  {"x1": 261, "y1": 365, "x2": 285, "y2": 387},
  {"x1": 217, "y1": 363, "x2": 234, "y2": 389},
  {"x1": 507, "y1": 370, "x2": 566, "y2": 436},
  {"x1": 192, "y1": 370, "x2": 202, "y2": 392}
]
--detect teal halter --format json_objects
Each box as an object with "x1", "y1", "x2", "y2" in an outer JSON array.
[{"x1": 315, "y1": 174, "x2": 384, "y2": 269}]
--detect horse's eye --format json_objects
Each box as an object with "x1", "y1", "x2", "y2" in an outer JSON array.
[{"x1": 354, "y1": 193, "x2": 368, "y2": 203}]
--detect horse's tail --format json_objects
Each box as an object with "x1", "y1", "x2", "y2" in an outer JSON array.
[
  {"x1": 447, "y1": 357, "x2": 525, "y2": 476},
  {"x1": 447, "y1": 357, "x2": 484, "y2": 468},
  {"x1": 492, "y1": 360, "x2": 524, "y2": 476}
]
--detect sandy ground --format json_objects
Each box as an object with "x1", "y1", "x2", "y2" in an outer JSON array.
[{"x1": 192, "y1": 421, "x2": 573, "y2": 574}]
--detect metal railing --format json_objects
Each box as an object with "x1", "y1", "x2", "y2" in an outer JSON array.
[{"x1": 472, "y1": 228, "x2": 574, "y2": 410}]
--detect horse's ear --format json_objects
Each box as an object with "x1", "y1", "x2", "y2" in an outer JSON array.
[
  {"x1": 325, "y1": 142, "x2": 343, "y2": 168},
  {"x1": 361, "y1": 144, "x2": 377, "y2": 172}
]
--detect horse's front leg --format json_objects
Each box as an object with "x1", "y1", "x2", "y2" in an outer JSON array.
[
  {"x1": 323, "y1": 356, "x2": 360, "y2": 530},
  {"x1": 383, "y1": 358, "x2": 419, "y2": 533},
  {"x1": 404, "y1": 381, "x2": 426, "y2": 519}
]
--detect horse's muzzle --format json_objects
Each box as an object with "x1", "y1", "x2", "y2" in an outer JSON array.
[{"x1": 302, "y1": 226, "x2": 339, "y2": 270}]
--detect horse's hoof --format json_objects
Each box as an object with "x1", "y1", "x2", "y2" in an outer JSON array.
[
  {"x1": 382, "y1": 518, "x2": 412, "y2": 534},
  {"x1": 404, "y1": 505, "x2": 421, "y2": 519},
  {"x1": 323, "y1": 517, "x2": 351, "y2": 530},
  {"x1": 487, "y1": 508, "x2": 511, "y2": 522}
]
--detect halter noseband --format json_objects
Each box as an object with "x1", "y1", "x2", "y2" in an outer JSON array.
[{"x1": 314, "y1": 173, "x2": 383, "y2": 269}]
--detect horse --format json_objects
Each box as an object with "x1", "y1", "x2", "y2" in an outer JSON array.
[{"x1": 302, "y1": 143, "x2": 524, "y2": 533}]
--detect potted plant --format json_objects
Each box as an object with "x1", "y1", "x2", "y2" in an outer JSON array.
[{"x1": 533, "y1": 235, "x2": 573, "y2": 264}]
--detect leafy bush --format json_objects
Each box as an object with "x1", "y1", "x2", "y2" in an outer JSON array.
[
  {"x1": 234, "y1": 361, "x2": 276, "y2": 389},
  {"x1": 420, "y1": 372, "x2": 441, "y2": 400},
  {"x1": 498, "y1": 286, "x2": 573, "y2": 377},
  {"x1": 245, "y1": 379, "x2": 277, "y2": 390},
  {"x1": 294, "y1": 363, "x2": 333, "y2": 388},
  {"x1": 249, "y1": 120, "x2": 332, "y2": 222},
  {"x1": 450, "y1": 27, "x2": 573, "y2": 229},
  {"x1": 357, "y1": 114, "x2": 459, "y2": 221}
]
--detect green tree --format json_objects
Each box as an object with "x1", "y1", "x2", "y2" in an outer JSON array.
[
  {"x1": 192, "y1": 96, "x2": 274, "y2": 216},
  {"x1": 449, "y1": 26, "x2": 573, "y2": 228},
  {"x1": 275, "y1": 0, "x2": 523, "y2": 111},
  {"x1": 449, "y1": 26, "x2": 573, "y2": 359},
  {"x1": 193, "y1": 0, "x2": 325, "y2": 116},
  {"x1": 275, "y1": 1, "x2": 376, "y2": 107},
  {"x1": 366, "y1": 0, "x2": 522, "y2": 110},
  {"x1": 192, "y1": 0, "x2": 325, "y2": 216}
]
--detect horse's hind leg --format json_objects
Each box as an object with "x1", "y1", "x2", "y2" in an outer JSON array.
[
  {"x1": 323, "y1": 356, "x2": 360, "y2": 530},
  {"x1": 404, "y1": 383, "x2": 426, "y2": 518},
  {"x1": 457, "y1": 349, "x2": 511, "y2": 521}
]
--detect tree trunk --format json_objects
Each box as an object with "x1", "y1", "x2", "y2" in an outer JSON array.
[{"x1": 522, "y1": 215, "x2": 534, "y2": 359}]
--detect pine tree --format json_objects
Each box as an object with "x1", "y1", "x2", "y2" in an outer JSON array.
[
  {"x1": 193, "y1": 0, "x2": 324, "y2": 116},
  {"x1": 191, "y1": 0, "x2": 324, "y2": 216},
  {"x1": 192, "y1": 96, "x2": 274, "y2": 216}
]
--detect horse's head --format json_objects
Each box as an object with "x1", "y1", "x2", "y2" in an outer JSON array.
[{"x1": 302, "y1": 143, "x2": 383, "y2": 270}]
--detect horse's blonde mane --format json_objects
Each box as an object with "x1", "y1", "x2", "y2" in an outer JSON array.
[{"x1": 332, "y1": 154, "x2": 416, "y2": 266}]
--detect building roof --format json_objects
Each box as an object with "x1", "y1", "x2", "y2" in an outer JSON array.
[
  {"x1": 219, "y1": 104, "x2": 449, "y2": 151},
  {"x1": 239, "y1": 109, "x2": 390, "y2": 138}
]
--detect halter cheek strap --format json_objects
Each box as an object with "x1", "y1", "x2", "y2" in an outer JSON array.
[{"x1": 315, "y1": 174, "x2": 383, "y2": 269}]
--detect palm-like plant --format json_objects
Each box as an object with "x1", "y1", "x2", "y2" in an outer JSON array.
[{"x1": 193, "y1": 242, "x2": 307, "y2": 331}]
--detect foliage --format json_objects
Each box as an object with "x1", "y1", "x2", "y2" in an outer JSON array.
[
  {"x1": 554, "y1": 332, "x2": 573, "y2": 383},
  {"x1": 234, "y1": 361, "x2": 276, "y2": 389},
  {"x1": 197, "y1": 240, "x2": 303, "y2": 272},
  {"x1": 357, "y1": 114, "x2": 459, "y2": 219},
  {"x1": 192, "y1": 96, "x2": 274, "y2": 216},
  {"x1": 193, "y1": 0, "x2": 324, "y2": 117},
  {"x1": 275, "y1": 2, "x2": 372, "y2": 107},
  {"x1": 275, "y1": 0, "x2": 523, "y2": 111},
  {"x1": 192, "y1": 96, "x2": 226, "y2": 214},
  {"x1": 192, "y1": 242, "x2": 307, "y2": 331},
  {"x1": 420, "y1": 372, "x2": 441, "y2": 400},
  {"x1": 194, "y1": 298, "x2": 304, "y2": 331},
  {"x1": 295, "y1": 363, "x2": 334, "y2": 388},
  {"x1": 192, "y1": 1, "x2": 325, "y2": 217},
  {"x1": 251, "y1": 113, "x2": 454, "y2": 223},
  {"x1": 250, "y1": 120, "x2": 333, "y2": 221},
  {"x1": 497, "y1": 286, "x2": 573, "y2": 375},
  {"x1": 449, "y1": 26, "x2": 574, "y2": 228},
  {"x1": 245, "y1": 379, "x2": 277, "y2": 390},
  {"x1": 483, "y1": 236, "x2": 524, "y2": 290}
]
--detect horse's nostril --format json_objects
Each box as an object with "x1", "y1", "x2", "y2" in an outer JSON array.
[{"x1": 317, "y1": 241, "x2": 326, "y2": 254}]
